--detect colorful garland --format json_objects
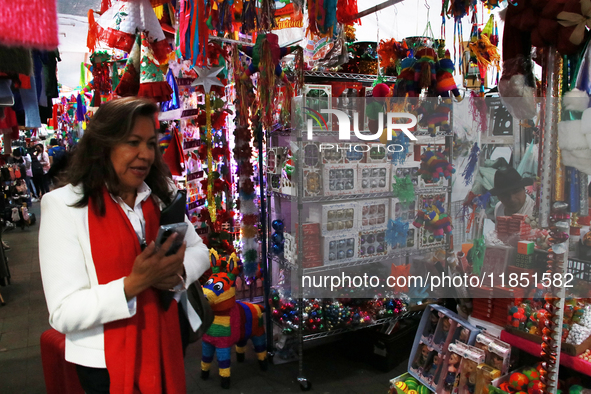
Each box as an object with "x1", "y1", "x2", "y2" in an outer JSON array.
[{"x1": 233, "y1": 47, "x2": 260, "y2": 279}]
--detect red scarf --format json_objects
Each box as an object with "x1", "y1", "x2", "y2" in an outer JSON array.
[{"x1": 88, "y1": 188, "x2": 186, "y2": 394}]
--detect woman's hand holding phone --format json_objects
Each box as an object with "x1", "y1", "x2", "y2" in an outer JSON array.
[{"x1": 123, "y1": 233, "x2": 187, "y2": 300}]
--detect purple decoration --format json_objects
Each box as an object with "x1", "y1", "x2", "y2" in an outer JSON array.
[{"x1": 76, "y1": 94, "x2": 86, "y2": 122}]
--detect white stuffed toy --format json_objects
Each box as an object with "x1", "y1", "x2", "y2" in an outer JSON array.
[{"x1": 559, "y1": 89, "x2": 591, "y2": 174}]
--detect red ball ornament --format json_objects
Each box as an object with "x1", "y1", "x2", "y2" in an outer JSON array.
[
  {"x1": 372, "y1": 83, "x2": 391, "y2": 98},
  {"x1": 509, "y1": 372, "x2": 530, "y2": 391},
  {"x1": 528, "y1": 379, "x2": 545, "y2": 394}
]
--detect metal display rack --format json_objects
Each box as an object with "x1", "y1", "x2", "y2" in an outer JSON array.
[{"x1": 264, "y1": 75, "x2": 454, "y2": 390}]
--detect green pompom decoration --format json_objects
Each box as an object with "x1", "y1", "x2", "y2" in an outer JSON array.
[
  {"x1": 244, "y1": 249, "x2": 258, "y2": 263},
  {"x1": 392, "y1": 175, "x2": 415, "y2": 203}
]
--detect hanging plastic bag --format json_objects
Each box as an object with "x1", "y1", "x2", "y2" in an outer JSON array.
[
  {"x1": 516, "y1": 142, "x2": 538, "y2": 179},
  {"x1": 11, "y1": 207, "x2": 20, "y2": 222}
]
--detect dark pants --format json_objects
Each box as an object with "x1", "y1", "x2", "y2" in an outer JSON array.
[
  {"x1": 75, "y1": 303, "x2": 191, "y2": 392},
  {"x1": 32, "y1": 174, "x2": 48, "y2": 196}
]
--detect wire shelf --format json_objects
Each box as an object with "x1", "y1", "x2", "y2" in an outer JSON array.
[
  {"x1": 272, "y1": 310, "x2": 421, "y2": 342},
  {"x1": 270, "y1": 187, "x2": 450, "y2": 203},
  {"x1": 304, "y1": 71, "x2": 397, "y2": 83},
  {"x1": 271, "y1": 245, "x2": 446, "y2": 273},
  {"x1": 302, "y1": 310, "x2": 421, "y2": 341}
]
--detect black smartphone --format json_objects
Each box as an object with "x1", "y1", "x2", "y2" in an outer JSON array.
[{"x1": 155, "y1": 222, "x2": 188, "y2": 256}]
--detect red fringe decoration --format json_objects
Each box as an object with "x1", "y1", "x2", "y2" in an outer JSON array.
[
  {"x1": 137, "y1": 81, "x2": 173, "y2": 103},
  {"x1": 87, "y1": 10, "x2": 98, "y2": 53},
  {"x1": 336, "y1": 0, "x2": 361, "y2": 25}
]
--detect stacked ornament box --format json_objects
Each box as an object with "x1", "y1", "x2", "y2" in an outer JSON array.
[
  {"x1": 293, "y1": 223, "x2": 323, "y2": 268},
  {"x1": 470, "y1": 284, "x2": 494, "y2": 322},
  {"x1": 496, "y1": 214, "x2": 532, "y2": 242}
]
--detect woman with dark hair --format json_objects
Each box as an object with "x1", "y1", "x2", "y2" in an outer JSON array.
[{"x1": 39, "y1": 97, "x2": 210, "y2": 393}]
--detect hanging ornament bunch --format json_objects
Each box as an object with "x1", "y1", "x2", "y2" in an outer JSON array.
[
  {"x1": 412, "y1": 199, "x2": 452, "y2": 241},
  {"x1": 538, "y1": 203, "x2": 571, "y2": 394},
  {"x1": 271, "y1": 219, "x2": 285, "y2": 255},
  {"x1": 418, "y1": 146, "x2": 456, "y2": 183},
  {"x1": 232, "y1": 45, "x2": 260, "y2": 280},
  {"x1": 377, "y1": 38, "x2": 410, "y2": 75}
]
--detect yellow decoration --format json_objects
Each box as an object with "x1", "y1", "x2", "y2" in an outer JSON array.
[
  {"x1": 395, "y1": 381, "x2": 408, "y2": 392},
  {"x1": 241, "y1": 225, "x2": 257, "y2": 238}
]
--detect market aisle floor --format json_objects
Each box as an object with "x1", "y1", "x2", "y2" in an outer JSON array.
[{"x1": 0, "y1": 202, "x2": 406, "y2": 393}]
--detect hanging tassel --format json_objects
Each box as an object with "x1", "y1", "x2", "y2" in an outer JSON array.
[
  {"x1": 469, "y1": 90, "x2": 488, "y2": 133},
  {"x1": 87, "y1": 10, "x2": 98, "y2": 53},
  {"x1": 461, "y1": 142, "x2": 480, "y2": 186},
  {"x1": 307, "y1": 0, "x2": 319, "y2": 36},
  {"x1": 258, "y1": 0, "x2": 277, "y2": 32},
  {"x1": 110, "y1": 62, "x2": 120, "y2": 91},
  {"x1": 259, "y1": 37, "x2": 276, "y2": 130},
  {"x1": 241, "y1": 0, "x2": 259, "y2": 33},
  {"x1": 336, "y1": 0, "x2": 361, "y2": 25}
]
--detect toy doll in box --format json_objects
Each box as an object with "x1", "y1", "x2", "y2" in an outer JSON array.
[
  {"x1": 421, "y1": 310, "x2": 440, "y2": 343},
  {"x1": 423, "y1": 351, "x2": 442, "y2": 384},
  {"x1": 443, "y1": 352, "x2": 462, "y2": 393},
  {"x1": 458, "y1": 358, "x2": 478, "y2": 394},
  {"x1": 456, "y1": 326, "x2": 470, "y2": 344},
  {"x1": 411, "y1": 343, "x2": 432, "y2": 374},
  {"x1": 433, "y1": 315, "x2": 453, "y2": 346}
]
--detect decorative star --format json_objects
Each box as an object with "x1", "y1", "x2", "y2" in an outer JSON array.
[{"x1": 191, "y1": 66, "x2": 225, "y2": 93}]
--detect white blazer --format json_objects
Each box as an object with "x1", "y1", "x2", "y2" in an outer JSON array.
[{"x1": 39, "y1": 184, "x2": 210, "y2": 368}]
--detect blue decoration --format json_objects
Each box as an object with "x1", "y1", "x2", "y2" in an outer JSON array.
[
  {"x1": 272, "y1": 243, "x2": 284, "y2": 254},
  {"x1": 272, "y1": 219, "x2": 284, "y2": 232},
  {"x1": 272, "y1": 232, "x2": 284, "y2": 244},
  {"x1": 389, "y1": 133, "x2": 410, "y2": 166},
  {"x1": 161, "y1": 68, "x2": 180, "y2": 112},
  {"x1": 461, "y1": 142, "x2": 480, "y2": 186},
  {"x1": 386, "y1": 218, "x2": 409, "y2": 249}
]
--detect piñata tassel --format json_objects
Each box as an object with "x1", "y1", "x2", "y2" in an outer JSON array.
[
  {"x1": 462, "y1": 142, "x2": 480, "y2": 186},
  {"x1": 87, "y1": 10, "x2": 98, "y2": 52},
  {"x1": 258, "y1": 0, "x2": 277, "y2": 32},
  {"x1": 241, "y1": 0, "x2": 259, "y2": 33},
  {"x1": 111, "y1": 63, "x2": 120, "y2": 91}
]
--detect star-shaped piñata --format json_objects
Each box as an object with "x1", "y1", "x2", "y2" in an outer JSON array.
[{"x1": 191, "y1": 66, "x2": 225, "y2": 93}]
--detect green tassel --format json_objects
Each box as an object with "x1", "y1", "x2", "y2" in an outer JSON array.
[{"x1": 111, "y1": 63, "x2": 120, "y2": 91}]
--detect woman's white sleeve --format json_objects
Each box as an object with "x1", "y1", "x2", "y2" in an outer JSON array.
[{"x1": 39, "y1": 191, "x2": 136, "y2": 334}]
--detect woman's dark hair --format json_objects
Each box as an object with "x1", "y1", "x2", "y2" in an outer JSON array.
[{"x1": 66, "y1": 97, "x2": 172, "y2": 216}]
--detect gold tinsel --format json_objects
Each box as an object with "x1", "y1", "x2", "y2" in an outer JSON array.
[
  {"x1": 555, "y1": 57, "x2": 564, "y2": 202},
  {"x1": 358, "y1": 60, "x2": 378, "y2": 75},
  {"x1": 344, "y1": 25, "x2": 356, "y2": 42}
]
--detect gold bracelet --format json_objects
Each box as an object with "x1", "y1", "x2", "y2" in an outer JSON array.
[{"x1": 168, "y1": 273, "x2": 186, "y2": 293}]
